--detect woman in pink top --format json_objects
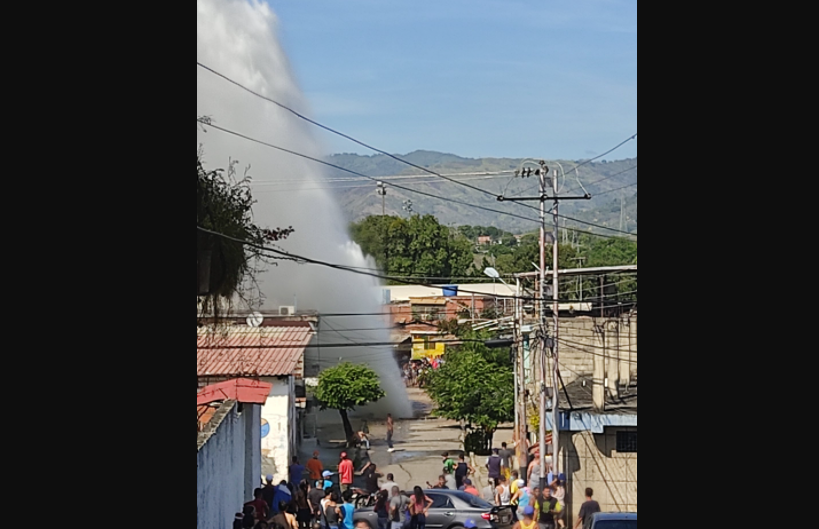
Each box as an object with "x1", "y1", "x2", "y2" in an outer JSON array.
[{"x1": 408, "y1": 486, "x2": 433, "y2": 529}]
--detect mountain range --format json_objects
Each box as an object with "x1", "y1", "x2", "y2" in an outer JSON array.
[{"x1": 319, "y1": 151, "x2": 636, "y2": 236}]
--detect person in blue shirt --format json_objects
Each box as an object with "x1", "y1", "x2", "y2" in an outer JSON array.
[
  {"x1": 320, "y1": 471, "x2": 334, "y2": 491},
  {"x1": 290, "y1": 456, "x2": 307, "y2": 487},
  {"x1": 271, "y1": 481, "x2": 293, "y2": 514},
  {"x1": 340, "y1": 490, "x2": 355, "y2": 529}
]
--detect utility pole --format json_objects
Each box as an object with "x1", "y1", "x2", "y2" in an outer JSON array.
[
  {"x1": 376, "y1": 181, "x2": 386, "y2": 215},
  {"x1": 550, "y1": 165, "x2": 560, "y2": 479},
  {"x1": 497, "y1": 160, "x2": 590, "y2": 489},
  {"x1": 515, "y1": 276, "x2": 527, "y2": 479}
]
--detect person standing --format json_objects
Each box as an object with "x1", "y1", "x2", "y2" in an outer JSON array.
[
  {"x1": 307, "y1": 482, "x2": 325, "y2": 526},
  {"x1": 511, "y1": 480, "x2": 530, "y2": 522},
  {"x1": 572, "y1": 488, "x2": 600, "y2": 529},
  {"x1": 380, "y1": 473, "x2": 399, "y2": 493},
  {"x1": 324, "y1": 492, "x2": 344, "y2": 529},
  {"x1": 271, "y1": 481, "x2": 293, "y2": 515},
  {"x1": 363, "y1": 463, "x2": 383, "y2": 495},
  {"x1": 307, "y1": 451, "x2": 325, "y2": 483},
  {"x1": 538, "y1": 487, "x2": 558, "y2": 529},
  {"x1": 499, "y1": 442, "x2": 514, "y2": 482},
  {"x1": 454, "y1": 454, "x2": 474, "y2": 490},
  {"x1": 340, "y1": 490, "x2": 355, "y2": 529},
  {"x1": 481, "y1": 478, "x2": 496, "y2": 504},
  {"x1": 263, "y1": 475, "x2": 277, "y2": 512},
  {"x1": 486, "y1": 449, "x2": 502, "y2": 483},
  {"x1": 389, "y1": 486, "x2": 409, "y2": 529},
  {"x1": 295, "y1": 480, "x2": 313, "y2": 529},
  {"x1": 408, "y1": 486, "x2": 433, "y2": 529},
  {"x1": 495, "y1": 476, "x2": 511, "y2": 507},
  {"x1": 512, "y1": 506, "x2": 538, "y2": 529},
  {"x1": 441, "y1": 452, "x2": 457, "y2": 490},
  {"x1": 462, "y1": 479, "x2": 480, "y2": 497},
  {"x1": 374, "y1": 490, "x2": 390, "y2": 529},
  {"x1": 320, "y1": 472, "x2": 334, "y2": 492},
  {"x1": 245, "y1": 488, "x2": 271, "y2": 524},
  {"x1": 234, "y1": 513, "x2": 245, "y2": 529},
  {"x1": 551, "y1": 475, "x2": 566, "y2": 529},
  {"x1": 290, "y1": 457, "x2": 307, "y2": 488},
  {"x1": 338, "y1": 452, "x2": 354, "y2": 493},
  {"x1": 272, "y1": 501, "x2": 299, "y2": 529},
  {"x1": 386, "y1": 414, "x2": 395, "y2": 452},
  {"x1": 320, "y1": 488, "x2": 333, "y2": 529}
]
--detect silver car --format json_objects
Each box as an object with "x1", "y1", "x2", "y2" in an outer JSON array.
[
  {"x1": 353, "y1": 490, "x2": 514, "y2": 529},
  {"x1": 588, "y1": 512, "x2": 636, "y2": 529}
]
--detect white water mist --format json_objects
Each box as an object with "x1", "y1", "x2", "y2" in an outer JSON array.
[{"x1": 197, "y1": 0, "x2": 412, "y2": 418}]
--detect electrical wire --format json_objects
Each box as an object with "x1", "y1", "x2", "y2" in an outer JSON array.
[
  {"x1": 197, "y1": 118, "x2": 545, "y2": 225},
  {"x1": 198, "y1": 61, "x2": 541, "y2": 213},
  {"x1": 591, "y1": 182, "x2": 637, "y2": 197}
]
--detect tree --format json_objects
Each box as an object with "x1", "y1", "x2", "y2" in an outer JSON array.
[
  {"x1": 424, "y1": 330, "x2": 514, "y2": 453},
  {"x1": 314, "y1": 362, "x2": 386, "y2": 446},
  {"x1": 349, "y1": 214, "x2": 476, "y2": 283},
  {"x1": 197, "y1": 150, "x2": 293, "y2": 323}
]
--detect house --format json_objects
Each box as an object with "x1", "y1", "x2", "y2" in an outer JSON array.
[
  {"x1": 477, "y1": 235, "x2": 492, "y2": 245},
  {"x1": 541, "y1": 377, "x2": 637, "y2": 520},
  {"x1": 197, "y1": 378, "x2": 271, "y2": 529},
  {"x1": 197, "y1": 321, "x2": 315, "y2": 484}
]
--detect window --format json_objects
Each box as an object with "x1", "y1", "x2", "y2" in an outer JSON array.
[
  {"x1": 428, "y1": 494, "x2": 453, "y2": 509},
  {"x1": 424, "y1": 337, "x2": 435, "y2": 350},
  {"x1": 616, "y1": 430, "x2": 637, "y2": 453}
]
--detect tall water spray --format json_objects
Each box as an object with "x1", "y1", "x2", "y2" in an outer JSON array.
[{"x1": 197, "y1": 0, "x2": 412, "y2": 418}]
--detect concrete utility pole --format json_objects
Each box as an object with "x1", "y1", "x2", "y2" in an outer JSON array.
[
  {"x1": 376, "y1": 181, "x2": 387, "y2": 215},
  {"x1": 497, "y1": 160, "x2": 590, "y2": 489},
  {"x1": 515, "y1": 276, "x2": 527, "y2": 478}
]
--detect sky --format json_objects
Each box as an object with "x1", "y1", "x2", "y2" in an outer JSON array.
[{"x1": 262, "y1": 0, "x2": 636, "y2": 160}]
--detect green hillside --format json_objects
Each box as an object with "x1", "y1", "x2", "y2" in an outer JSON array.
[{"x1": 321, "y1": 151, "x2": 636, "y2": 236}]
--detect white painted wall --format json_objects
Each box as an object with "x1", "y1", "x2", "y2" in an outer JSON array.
[
  {"x1": 260, "y1": 376, "x2": 294, "y2": 484},
  {"x1": 197, "y1": 402, "x2": 261, "y2": 529}
]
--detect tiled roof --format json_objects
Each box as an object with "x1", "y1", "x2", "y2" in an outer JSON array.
[{"x1": 197, "y1": 325, "x2": 313, "y2": 377}]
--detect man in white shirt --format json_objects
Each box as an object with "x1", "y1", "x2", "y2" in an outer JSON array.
[{"x1": 380, "y1": 473, "x2": 399, "y2": 493}]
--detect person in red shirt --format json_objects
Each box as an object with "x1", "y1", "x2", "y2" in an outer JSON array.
[
  {"x1": 306, "y1": 451, "x2": 324, "y2": 482},
  {"x1": 338, "y1": 452, "x2": 354, "y2": 493},
  {"x1": 462, "y1": 478, "x2": 480, "y2": 497},
  {"x1": 245, "y1": 488, "x2": 271, "y2": 522}
]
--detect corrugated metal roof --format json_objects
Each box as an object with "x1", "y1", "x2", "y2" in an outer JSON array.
[{"x1": 197, "y1": 325, "x2": 313, "y2": 377}]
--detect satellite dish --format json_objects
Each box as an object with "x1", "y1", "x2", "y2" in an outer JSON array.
[{"x1": 246, "y1": 312, "x2": 263, "y2": 328}]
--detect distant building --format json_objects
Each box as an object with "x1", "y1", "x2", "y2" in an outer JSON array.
[{"x1": 477, "y1": 235, "x2": 492, "y2": 245}]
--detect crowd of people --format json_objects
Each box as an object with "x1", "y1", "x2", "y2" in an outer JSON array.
[
  {"x1": 401, "y1": 358, "x2": 444, "y2": 388},
  {"x1": 234, "y1": 426, "x2": 599, "y2": 529}
]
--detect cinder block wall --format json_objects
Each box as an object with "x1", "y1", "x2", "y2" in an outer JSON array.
[
  {"x1": 530, "y1": 314, "x2": 637, "y2": 385},
  {"x1": 561, "y1": 428, "x2": 637, "y2": 525}
]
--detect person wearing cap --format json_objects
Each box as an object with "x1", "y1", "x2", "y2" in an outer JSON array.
[
  {"x1": 234, "y1": 512, "x2": 245, "y2": 529},
  {"x1": 320, "y1": 471, "x2": 334, "y2": 491},
  {"x1": 512, "y1": 506, "x2": 537, "y2": 529},
  {"x1": 511, "y1": 479, "x2": 530, "y2": 522},
  {"x1": 263, "y1": 475, "x2": 278, "y2": 511},
  {"x1": 338, "y1": 452, "x2": 354, "y2": 493},
  {"x1": 307, "y1": 451, "x2": 325, "y2": 482},
  {"x1": 462, "y1": 478, "x2": 480, "y2": 497}
]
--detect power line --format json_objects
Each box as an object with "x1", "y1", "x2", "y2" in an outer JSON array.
[
  {"x1": 562, "y1": 134, "x2": 637, "y2": 179},
  {"x1": 564, "y1": 165, "x2": 637, "y2": 194},
  {"x1": 198, "y1": 61, "x2": 541, "y2": 213},
  {"x1": 197, "y1": 118, "x2": 545, "y2": 225},
  {"x1": 592, "y1": 182, "x2": 637, "y2": 197}
]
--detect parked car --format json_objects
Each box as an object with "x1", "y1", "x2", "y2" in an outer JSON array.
[
  {"x1": 588, "y1": 512, "x2": 636, "y2": 529},
  {"x1": 353, "y1": 489, "x2": 514, "y2": 529}
]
